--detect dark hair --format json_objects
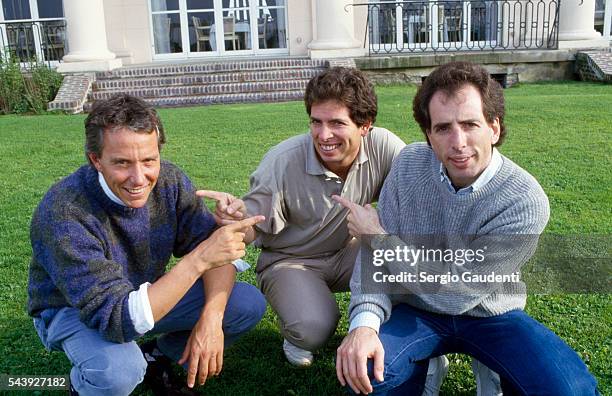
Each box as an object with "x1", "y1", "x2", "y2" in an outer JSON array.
[
  {"x1": 413, "y1": 61, "x2": 506, "y2": 146},
  {"x1": 304, "y1": 67, "x2": 377, "y2": 127},
  {"x1": 84, "y1": 93, "x2": 165, "y2": 165}
]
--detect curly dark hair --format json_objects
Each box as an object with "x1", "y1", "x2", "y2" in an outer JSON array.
[
  {"x1": 304, "y1": 67, "x2": 377, "y2": 127},
  {"x1": 413, "y1": 61, "x2": 506, "y2": 146},
  {"x1": 84, "y1": 93, "x2": 165, "y2": 165}
]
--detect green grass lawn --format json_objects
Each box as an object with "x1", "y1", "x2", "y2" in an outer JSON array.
[{"x1": 0, "y1": 81, "x2": 610, "y2": 395}]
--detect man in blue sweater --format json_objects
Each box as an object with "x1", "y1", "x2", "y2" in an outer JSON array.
[
  {"x1": 28, "y1": 94, "x2": 266, "y2": 395},
  {"x1": 334, "y1": 62, "x2": 599, "y2": 394}
]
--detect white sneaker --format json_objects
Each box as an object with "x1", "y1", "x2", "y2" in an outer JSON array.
[
  {"x1": 422, "y1": 355, "x2": 450, "y2": 396},
  {"x1": 283, "y1": 339, "x2": 314, "y2": 367},
  {"x1": 472, "y1": 358, "x2": 502, "y2": 396}
]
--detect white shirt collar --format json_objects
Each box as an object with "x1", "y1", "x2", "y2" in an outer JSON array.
[
  {"x1": 439, "y1": 148, "x2": 503, "y2": 194},
  {"x1": 98, "y1": 172, "x2": 126, "y2": 206}
]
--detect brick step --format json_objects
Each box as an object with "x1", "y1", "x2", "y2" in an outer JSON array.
[
  {"x1": 84, "y1": 90, "x2": 304, "y2": 111},
  {"x1": 576, "y1": 49, "x2": 612, "y2": 82},
  {"x1": 93, "y1": 67, "x2": 322, "y2": 91},
  {"x1": 96, "y1": 58, "x2": 327, "y2": 79},
  {"x1": 147, "y1": 90, "x2": 304, "y2": 107},
  {"x1": 90, "y1": 79, "x2": 309, "y2": 100}
]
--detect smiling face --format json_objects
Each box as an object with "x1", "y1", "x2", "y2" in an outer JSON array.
[
  {"x1": 309, "y1": 100, "x2": 371, "y2": 179},
  {"x1": 88, "y1": 127, "x2": 160, "y2": 208},
  {"x1": 427, "y1": 84, "x2": 500, "y2": 188}
]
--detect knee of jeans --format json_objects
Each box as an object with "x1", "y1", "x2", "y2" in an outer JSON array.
[
  {"x1": 76, "y1": 348, "x2": 147, "y2": 396},
  {"x1": 366, "y1": 370, "x2": 403, "y2": 395},
  {"x1": 369, "y1": 370, "x2": 426, "y2": 395},
  {"x1": 544, "y1": 374, "x2": 599, "y2": 396},
  {"x1": 343, "y1": 375, "x2": 405, "y2": 396},
  {"x1": 283, "y1": 313, "x2": 339, "y2": 351},
  {"x1": 225, "y1": 284, "x2": 266, "y2": 335}
]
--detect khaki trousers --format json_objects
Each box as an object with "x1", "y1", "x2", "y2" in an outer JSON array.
[{"x1": 257, "y1": 238, "x2": 360, "y2": 351}]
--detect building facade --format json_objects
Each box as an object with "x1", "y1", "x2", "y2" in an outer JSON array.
[{"x1": 0, "y1": 0, "x2": 609, "y2": 72}]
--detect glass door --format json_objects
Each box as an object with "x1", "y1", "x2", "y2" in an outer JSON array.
[
  {"x1": 255, "y1": 0, "x2": 288, "y2": 52},
  {"x1": 0, "y1": 0, "x2": 66, "y2": 65},
  {"x1": 150, "y1": 0, "x2": 287, "y2": 59},
  {"x1": 432, "y1": 1, "x2": 467, "y2": 49},
  {"x1": 467, "y1": 0, "x2": 499, "y2": 48},
  {"x1": 218, "y1": 0, "x2": 251, "y2": 53},
  {"x1": 208, "y1": 0, "x2": 288, "y2": 54},
  {"x1": 401, "y1": 3, "x2": 430, "y2": 49},
  {"x1": 368, "y1": 0, "x2": 500, "y2": 52},
  {"x1": 150, "y1": 0, "x2": 185, "y2": 58},
  {"x1": 186, "y1": 0, "x2": 216, "y2": 55}
]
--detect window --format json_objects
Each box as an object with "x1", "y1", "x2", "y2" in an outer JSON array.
[{"x1": 0, "y1": 0, "x2": 66, "y2": 63}]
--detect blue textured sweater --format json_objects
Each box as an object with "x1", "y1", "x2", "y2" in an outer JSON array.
[{"x1": 28, "y1": 161, "x2": 216, "y2": 343}]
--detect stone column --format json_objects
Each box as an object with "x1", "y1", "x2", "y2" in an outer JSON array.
[
  {"x1": 558, "y1": 0, "x2": 608, "y2": 48},
  {"x1": 57, "y1": 0, "x2": 122, "y2": 72},
  {"x1": 308, "y1": 0, "x2": 365, "y2": 59}
]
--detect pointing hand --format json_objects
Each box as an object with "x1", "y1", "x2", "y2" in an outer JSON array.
[
  {"x1": 197, "y1": 190, "x2": 247, "y2": 226},
  {"x1": 332, "y1": 195, "x2": 385, "y2": 237}
]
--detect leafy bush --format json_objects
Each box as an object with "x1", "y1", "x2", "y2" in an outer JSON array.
[
  {"x1": 0, "y1": 53, "x2": 63, "y2": 114},
  {"x1": 25, "y1": 63, "x2": 64, "y2": 113},
  {"x1": 0, "y1": 55, "x2": 28, "y2": 114}
]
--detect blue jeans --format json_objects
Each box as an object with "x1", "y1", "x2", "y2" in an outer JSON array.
[
  {"x1": 33, "y1": 280, "x2": 266, "y2": 396},
  {"x1": 368, "y1": 304, "x2": 599, "y2": 395}
]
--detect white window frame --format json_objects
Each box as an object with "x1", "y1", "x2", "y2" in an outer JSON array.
[
  {"x1": 148, "y1": 0, "x2": 288, "y2": 60},
  {"x1": 0, "y1": 0, "x2": 66, "y2": 66}
]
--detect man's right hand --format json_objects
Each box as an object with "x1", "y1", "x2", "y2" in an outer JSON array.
[
  {"x1": 336, "y1": 327, "x2": 385, "y2": 394},
  {"x1": 188, "y1": 215, "x2": 264, "y2": 273},
  {"x1": 331, "y1": 195, "x2": 386, "y2": 237}
]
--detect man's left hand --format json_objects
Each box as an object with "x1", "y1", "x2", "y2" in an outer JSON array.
[
  {"x1": 197, "y1": 190, "x2": 247, "y2": 226},
  {"x1": 178, "y1": 313, "x2": 224, "y2": 388},
  {"x1": 332, "y1": 195, "x2": 386, "y2": 237}
]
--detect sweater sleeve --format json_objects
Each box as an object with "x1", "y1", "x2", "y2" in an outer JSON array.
[
  {"x1": 172, "y1": 169, "x2": 217, "y2": 257},
  {"x1": 347, "y1": 154, "x2": 403, "y2": 325},
  {"x1": 30, "y1": 204, "x2": 138, "y2": 343},
  {"x1": 348, "y1": 248, "x2": 393, "y2": 326}
]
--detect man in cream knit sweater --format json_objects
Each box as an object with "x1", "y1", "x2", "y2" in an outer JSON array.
[{"x1": 334, "y1": 62, "x2": 599, "y2": 395}]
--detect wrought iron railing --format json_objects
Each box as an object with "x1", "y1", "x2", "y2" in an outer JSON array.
[
  {"x1": 0, "y1": 19, "x2": 67, "y2": 67},
  {"x1": 352, "y1": 0, "x2": 560, "y2": 55}
]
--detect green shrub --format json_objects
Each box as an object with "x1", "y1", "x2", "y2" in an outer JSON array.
[
  {"x1": 0, "y1": 54, "x2": 28, "y2": 114},
  {"x1": 25, "y1": 63, "x2": 64, "y2": 113},
  {"x1": 0, "y1": 53, "x2": 63, "y2": 114}
]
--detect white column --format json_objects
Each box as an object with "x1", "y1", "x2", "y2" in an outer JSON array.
[
  {"x1": 558, "y1": 0, "x2": 608, "y2": 48},
  {"x1": 604, "y1": 0, "x2": 612, "y2": 39},
  {"x1": 57, "y1": 0, "x2": 122, "y2": 72},
  {"x1": 308, "y1": 0, "x2": 365, "y2": 59}
]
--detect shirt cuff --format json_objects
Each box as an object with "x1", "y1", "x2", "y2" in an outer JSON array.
[
  {"x1": 128, "y1": 282, "x2": 155, "y2": 335},
  {"x1": 349, "y1": 312, "x2": 381, "y2": 333},
  {"x1": 232, "y1": 258, "x2": 251, "y2": 273}
]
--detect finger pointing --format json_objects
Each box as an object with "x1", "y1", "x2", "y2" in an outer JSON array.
[
  {"x1": 225, "y1": 215, "x2": 265, "y2": 231},
  {"x1": 332, "y1": 194, "x2": 357, "y2": 210},
  {"x1": 196, "y1": 190, "x2": 232, "y2": 203}
]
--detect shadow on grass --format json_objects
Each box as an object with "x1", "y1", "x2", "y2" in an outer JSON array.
[
  {"x1": 7, "y1": 316, "x2": 602, "y2": 396},
  {"x1": 132, "y1": 327, "x2": 344, "y2": 396},
  {"x1": 136, "y1": 330, "x2": 476, "y2": 396},
  {"x1": 0, "y1": 318, "x2": 477, "y2": 396}
]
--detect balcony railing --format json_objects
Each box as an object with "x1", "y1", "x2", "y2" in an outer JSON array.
[
  {"x1": 353, "y1": 0, "x2": 560, "y2": 55},
  {"x1": 0, "y1": 19, "x2": 67, "y2": 67}
]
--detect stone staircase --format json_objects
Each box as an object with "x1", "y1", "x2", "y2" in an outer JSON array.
[
  {"x1": 575, "y1": 48, "x2": 612, "y2": 83},
  {"x1": 86, "y1": 58, "x2": 328, "y2": 109}
]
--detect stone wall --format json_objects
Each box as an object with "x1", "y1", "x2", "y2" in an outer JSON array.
[{"x1": 356, "y1": 50, "x2": 577, "y2": 85}]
